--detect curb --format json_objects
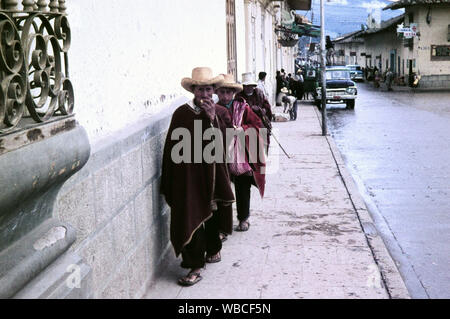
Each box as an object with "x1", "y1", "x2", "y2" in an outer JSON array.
[
  {"x1": 313, "y1": 106, "x2": 411, "y2": 299},
  {"x1": 326, "y1": 136, "x2": 410, "y2": 299}
]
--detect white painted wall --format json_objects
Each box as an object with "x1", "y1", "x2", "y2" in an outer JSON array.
[
  {"x1": 334, "y1": 42, "x2": 365, "y2": 66},
  {"x1": 406, "y1": 5, "x2": 450, "y2": 76},
  {"x1": 362, "y1": 5, "x2": 450, "y2": 77},
  {"x1": 69, "y1": 0, "x2": 227, "y2": 144},
  {"x1": 236, "y1": 0, "x2": 247, "y2": 78},
  {"x1": 238, "y1": 0, "x2": 281, "y2": 105}
]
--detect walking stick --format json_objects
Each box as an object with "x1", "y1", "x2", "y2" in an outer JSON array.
[
  {"x1": 251, "y1": 103, "x2": 291, "y2": 159},
  {"x1": 270, "y1": 130, "x2": 291, "y2": 159}
]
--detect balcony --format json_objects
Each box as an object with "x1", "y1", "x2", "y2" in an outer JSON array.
[
  {"x1": 270, "y1": 0, "x2": 312, "y2": 10},
  {"x1": 0, "y1": 0, "x2": 73, "y2": 135},
  {"x1": 286, "y1": 0, "x2": 312, "y2": 10}
]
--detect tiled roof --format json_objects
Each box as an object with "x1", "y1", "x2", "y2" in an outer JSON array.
[
  {"x1": 332, "y1": 30, "x2": 364, "y2": 43},
  {"x1": 384, "y1": 0, "x2": 450, "y2": 10}
]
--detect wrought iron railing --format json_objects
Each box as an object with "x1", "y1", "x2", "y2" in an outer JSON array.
[{"x1": 0, "y1": 0, "x2": 73, "y2": 134}]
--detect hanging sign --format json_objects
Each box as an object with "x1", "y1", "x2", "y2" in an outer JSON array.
[{"x1": 397, "y1": 23, "x2": 418, "y2": 38}]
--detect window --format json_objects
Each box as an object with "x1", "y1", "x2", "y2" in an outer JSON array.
[
  {"x1": 226, "y1": 0, "x2": 237, "y2": 80},
  {"x1": 326, "y1": 70, "x2": 351, "y2": 80},
  {"x1": 0, "y1": 1, "x2": 73, "y2": 134}
]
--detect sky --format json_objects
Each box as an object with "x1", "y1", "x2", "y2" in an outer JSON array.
[{"x1": 296, "y1": 0, "x2": 405, "y2": 38}]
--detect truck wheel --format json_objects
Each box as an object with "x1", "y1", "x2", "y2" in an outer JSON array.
[{"x1": 346, "y1": 100, "x2": 355, "y2": 109}]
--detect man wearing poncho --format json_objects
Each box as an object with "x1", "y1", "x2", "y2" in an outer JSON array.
[
  {"x1": 215, "y1": 74, "x2": 266, "y2": 233},
  {"x1": 160, "y1": 67, "x2": 235, "y2": 286}
]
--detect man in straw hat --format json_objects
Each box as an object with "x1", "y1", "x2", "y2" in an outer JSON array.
[
  {"x1": 161, "y1": 67, "x2": 235, "y2": 286},
  {"x1": 215, "y1": 74, "x2": 266, "y2": 233},
  {"x1": 236, "y1": 72, "x2": 273, "y2": 153}
]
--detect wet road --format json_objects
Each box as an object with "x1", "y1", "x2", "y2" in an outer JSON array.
[{"x1": 325, "y1": 83, "x2": 450, "y2": 299}]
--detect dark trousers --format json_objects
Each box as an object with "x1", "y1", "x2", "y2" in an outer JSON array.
[
  {"x1": 233, "y1": 175, "x2": 254, "y2": 222},
  {"x1": 290, "y1": 100, "x2": 298, "y2": 121},
  {"x1": 180, "y1": 210, "x2": 222, "y2": 269}
]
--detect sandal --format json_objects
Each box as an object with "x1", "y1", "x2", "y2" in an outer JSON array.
[
  {"x1": 206, "y1": 252, "x2": 221, "y2": 263},
  {"x1": 178, "y1": 271, "x2": 203, "y2": 286},
  {"x1": 219, "y1": 232, "x2": 228, "y2": 243},
  {"x1": 235, "y1": 220, "x2": 250, "y2": 232}
]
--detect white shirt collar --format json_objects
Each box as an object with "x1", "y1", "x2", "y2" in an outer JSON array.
[{"x1": 187, "y1": 99, "x2": 196, "y2": 110}]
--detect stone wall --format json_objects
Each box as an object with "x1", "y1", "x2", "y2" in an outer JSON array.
[
  {"x1": 52, "y1": 98, "x2": 185, "y2": 298},
  {"x1": 418, "y1": 74, "x2": 450, "y2": 89}
]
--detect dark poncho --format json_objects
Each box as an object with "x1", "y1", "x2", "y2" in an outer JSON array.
[{"x1": 160, "y1": 103, "x2": 235, "y2": 256}]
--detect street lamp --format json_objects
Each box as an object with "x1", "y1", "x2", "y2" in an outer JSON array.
[{"x1": 320, "y1": 0, "x2": 327, "y2": 136}]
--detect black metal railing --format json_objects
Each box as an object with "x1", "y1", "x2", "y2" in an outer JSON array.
[{"x1": 0, "y1": 0, "x2": 73, "y2": 134}]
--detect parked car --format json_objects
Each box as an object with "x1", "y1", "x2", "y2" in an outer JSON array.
[
  {"x1": 346, "y1": 64, "x2": 364, "y2": 82},
  {"x1": 315, "y1": 67, "x2": 357, "y2": 109}
]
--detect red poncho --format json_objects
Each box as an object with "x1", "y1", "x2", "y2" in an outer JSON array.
[{"x1": 220, "y1": 97, "x2": 266, "y2": 198}]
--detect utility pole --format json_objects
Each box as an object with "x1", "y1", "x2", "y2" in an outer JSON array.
[{"x1": 320, "y1": 0, "x2": 327, "y2": 136}]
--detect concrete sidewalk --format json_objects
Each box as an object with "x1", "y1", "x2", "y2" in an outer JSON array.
[{"x1": 143, "y1": 102, "x2": 410, "y2": 299}]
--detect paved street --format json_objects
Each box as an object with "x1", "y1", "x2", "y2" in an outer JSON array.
[
  {"x1": 327, "y1": 83, "x2": 450, "y2": 298},
  {"x1": 144, "y1": 103, "x2": 408, "y2": 299}
]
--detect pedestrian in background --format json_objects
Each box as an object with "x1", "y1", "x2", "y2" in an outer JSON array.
[
  {"x1": 281, "y1": 87, "x2": 291, "y2": 113},
  {"x1": 237, "y1": 72, "x2": 273, "y2": 153},
  {"x1": 257, "y1": 71, "x2": 269, "y2": 99},
  {"x1": 161, "y1": 67, "x2": 235, "y2": 286},
  {"x1": 386, "y1": 70, "x2": 394, "y2": 91},
  {"x1": 295, "y1": 69, "x2": 305, "y2": 101},
  {"x1": 287, "y1": 73, "x2": 295, "y2": 91},
  {"x1": 276, "y1": 70, "x2": 285, "y2": 106}
]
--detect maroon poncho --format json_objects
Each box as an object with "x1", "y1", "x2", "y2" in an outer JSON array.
[
  {"x1": 221, "y1": 97, "x2": 266, "y2": 198},
  {"x1": 236, "y1": 87, "x2": 273, "y2": 123},
  {"x1": 160, "y1": 103, "x2": 235, "y2": 256}
]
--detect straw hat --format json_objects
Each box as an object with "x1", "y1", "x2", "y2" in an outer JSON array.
[
  {"x1": 297, "y1": 69, "x2": 303, "y2": 74},
  {"x1": 280, "y1": 87, "x2": 289, "y2": 94},
  {"x1": 216, "y1": 74, "x2": 243, "y2": 93},
  {"x1": 241, "y1": 72, "x2": 257, "y2": 86},
  {"x1": 181, "y1": 67, "x2": 225, "y2": 93}
]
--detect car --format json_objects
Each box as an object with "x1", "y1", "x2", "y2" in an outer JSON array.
[
  {"x1": 346, "y1": 64, "x2": 364, "y2": 82},
  {"x1": 315, "y1": 67, "x2": 357, "y2": 109}
]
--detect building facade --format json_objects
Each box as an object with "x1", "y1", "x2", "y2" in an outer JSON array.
[
  {"x1": 333, "y1": 30, "x2": 365, "y2": 66},
  {"x1": 360, "y1": 15, "x2": 406, "y2": 75},
  {"x1": 334, "y1": 1, "x2": 450, "y2": 89},
  {"x1": 385, "y1": 1, "x2": 450, "y2": 88}
]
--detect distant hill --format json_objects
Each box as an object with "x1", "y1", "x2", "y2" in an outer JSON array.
[{"x1": 296, "y1": 0, "x2": 404, "y2": 38}]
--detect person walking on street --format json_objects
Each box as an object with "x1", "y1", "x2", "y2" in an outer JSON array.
[
  {"x1": 215, "y1": 74, "x2": 266, "y2": 233},
  {"x1": 374, "y1": 67, "x2": 381, "y2": 88},
  {"x1": 160, "y1": 67, "x2": 235, "y2": 286},
  {"x1": 236, "y1": 72, "x2": 273, "y2": 153},
  {"x1": 386, "y1": 69, "x2": 394, "y2": 91}
]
